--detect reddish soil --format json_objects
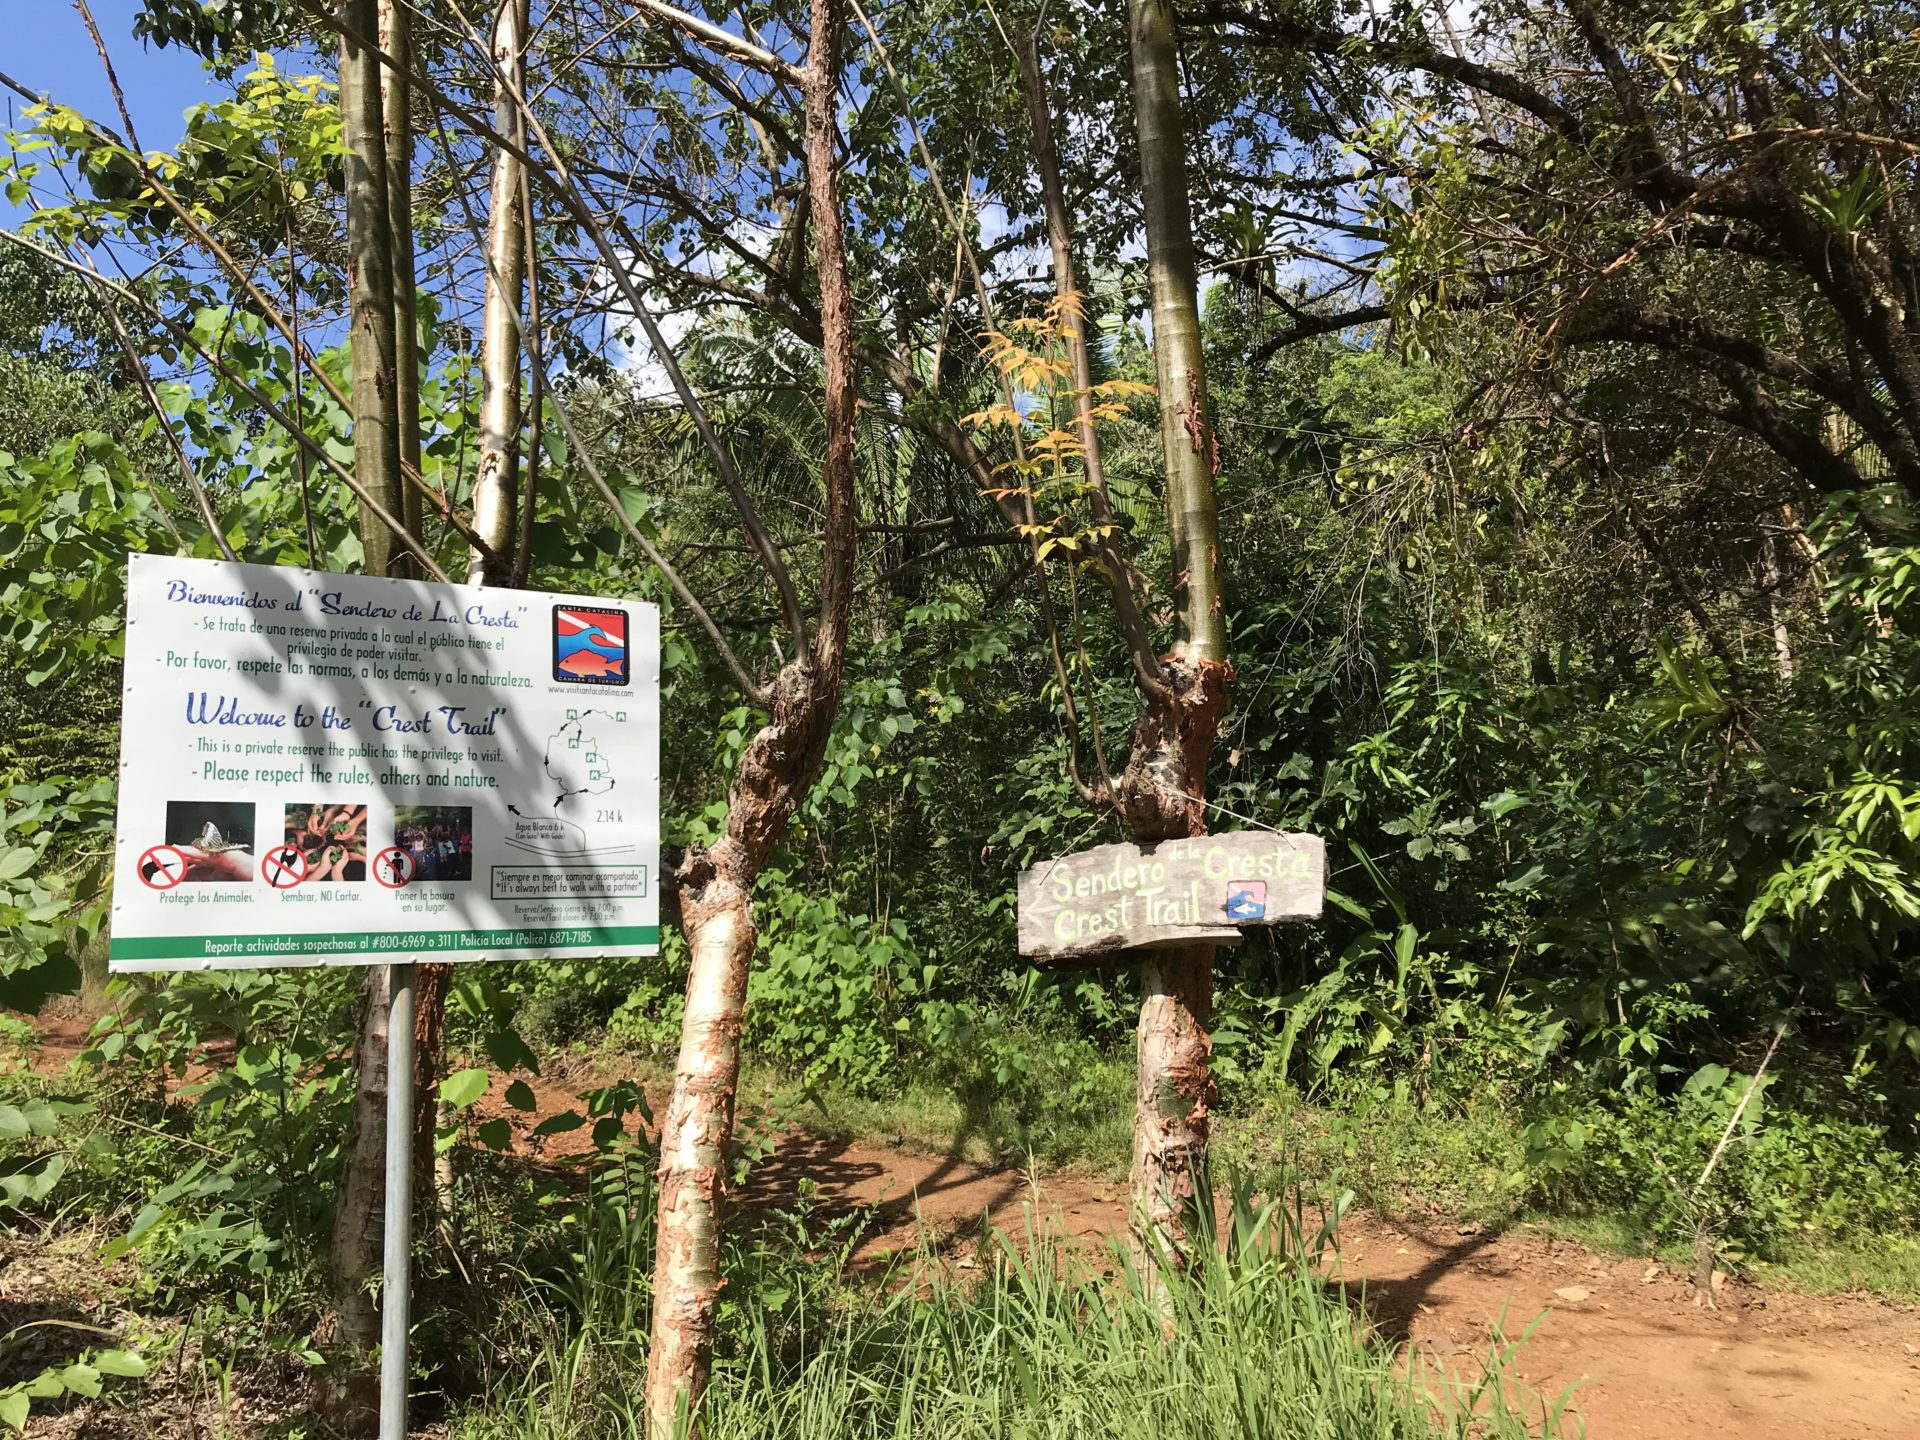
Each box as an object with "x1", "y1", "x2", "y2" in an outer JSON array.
[
  {"x1": 476, "y1": 1069, "x2": 1920, "y2": 1440},
  {"x1": 22, "y1": 1027, "x2": 1920, "y2": 1440}
]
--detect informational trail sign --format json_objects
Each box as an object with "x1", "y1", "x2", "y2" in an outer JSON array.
[
  {"x1": 110, "y1": 554, "x2": 660, "y2": 972},
  {"x1": 1018, "y1": 831, "x2": 1325, "y2": 965}
]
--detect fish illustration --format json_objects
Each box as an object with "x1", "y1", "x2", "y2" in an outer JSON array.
[{"x1": 556, "y1": 648, "x2": 626, "y2": 680}]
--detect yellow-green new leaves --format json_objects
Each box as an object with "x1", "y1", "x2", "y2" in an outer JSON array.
[{"x1": 959, "y1": 292, "x2": 1152, "y2": 570}]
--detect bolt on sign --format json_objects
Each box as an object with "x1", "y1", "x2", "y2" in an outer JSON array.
[
  {"x1": 109, "y1": 554, "x2": 661, "y2": 971},
  {"x1": 1018, "y1": 832, "x2": 1325, "y2": 965}
]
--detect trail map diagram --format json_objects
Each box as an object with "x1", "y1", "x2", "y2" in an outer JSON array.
[
  {"x1": 501, "y1": 710, "x2": 630, "y2": 858},
  {"x1": 545, "y1": 711, "x2": 617, "y2": 812}
]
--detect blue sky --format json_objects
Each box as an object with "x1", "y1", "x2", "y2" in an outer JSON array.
[{"x1": 6, "y1": 2, "x2": 223, "y2": 155}]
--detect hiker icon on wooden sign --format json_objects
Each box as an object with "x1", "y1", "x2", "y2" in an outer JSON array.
[{"x1": 1225, "y1": 879, "x2": 1267, "y2": 922}]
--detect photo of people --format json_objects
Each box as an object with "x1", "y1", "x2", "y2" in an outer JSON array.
[
  {"x1": 158, "y1": 800, "x2": 256, "y2": 883},
  {"x1": 393, "y1": 806, "x2": 475, "y2": 882},
  {"x1": 281, "y1": 802, "x2": 369, "y2": 883}
]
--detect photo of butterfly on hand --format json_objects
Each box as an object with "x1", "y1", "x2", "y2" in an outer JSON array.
[
  {"x1": 156, "y1": 800, "x2": 258, "y2": 883},
  {"x1": 280, "y1": 801, "x2": 370, "y2": 883}
]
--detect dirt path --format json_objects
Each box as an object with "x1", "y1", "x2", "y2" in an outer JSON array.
[
  {"x1": 479, "y1": 1072, "x2": 1920, "y2": 1440},
  {"x1": 24, "y1": 1026, "x2": 1920, "y2": 1440}
]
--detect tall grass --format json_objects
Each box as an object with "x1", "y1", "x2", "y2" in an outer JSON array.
[{"x1": 456, "y1": 1178, "x2": 1568, "y2": 1440}]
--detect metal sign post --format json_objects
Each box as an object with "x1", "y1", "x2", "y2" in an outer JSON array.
[{"x1": 380, "y1": 962, "x2": 416, "y2": 1440}]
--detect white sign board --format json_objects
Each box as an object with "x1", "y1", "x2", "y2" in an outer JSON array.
[{"x1": 109, "y1": 554, "x2": 660, "y2": 972}]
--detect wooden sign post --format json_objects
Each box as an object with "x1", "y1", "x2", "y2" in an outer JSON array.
[
  {"x1": 1017, "y1": 829, "x2": 1326, "y2": 1263},
  {"x1": 1018, "y1": 831, "x2": 1325, "y2": 965}
]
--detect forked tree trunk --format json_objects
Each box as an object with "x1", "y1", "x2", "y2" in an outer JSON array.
[
  {"x1": 1121, "y1": 0, "x2": 1231, "y2": 1278},
  {"x1": 327, "y1": 3, "x2": 418, "y2": 1425},
  {"x1": 643, "y1": 2, "x2": 857, "y2": 1431}
]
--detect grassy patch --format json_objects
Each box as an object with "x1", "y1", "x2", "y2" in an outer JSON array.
[
  {"x1": 452, "y1": 1192, "x2": 1561, "y2": 1440},
  {"x1": 1214, "y1": 1081, "x2": 1527, "y2": 1224},
  {"x1": 1751, "y1": 1234, "x2": 1920, "y2": 1301}
]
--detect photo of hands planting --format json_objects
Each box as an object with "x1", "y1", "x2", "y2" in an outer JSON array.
[{"x1": 3, "y1": 0, "x2": 1919, "y2": 1436}]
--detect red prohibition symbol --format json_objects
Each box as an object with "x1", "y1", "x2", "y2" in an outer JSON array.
[
  {"x1": 373, "y1": 846, "x2": 416, "y2": 889},
  {"x1": 261, "y1": 844, "x2": 309, "y2": 889},
  {"x1": 137, "y1": 844, "x2": 189, "y2": 890}
]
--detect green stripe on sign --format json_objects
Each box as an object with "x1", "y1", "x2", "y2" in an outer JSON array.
[{"x1": 109, "y1": 925, "x2": 659, "y2": 962}]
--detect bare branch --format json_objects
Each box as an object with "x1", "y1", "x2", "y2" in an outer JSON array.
[{"x1": 625, "y1": 0, "x2": 803, "y2": 84}]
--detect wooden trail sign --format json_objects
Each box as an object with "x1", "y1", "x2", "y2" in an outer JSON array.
[{"x1": 1018, "y1": 831, "x2": 1325, "y2": 966}]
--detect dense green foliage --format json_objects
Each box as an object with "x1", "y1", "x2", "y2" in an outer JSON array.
[{"x1": 3, "y1": 0, "x2": 1919, "y2": 1431}]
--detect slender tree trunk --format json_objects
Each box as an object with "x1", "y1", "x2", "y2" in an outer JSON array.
[
  {"x1": 380, "y1": 0, "x2": 449, "y2": 1203},
  {"x1": 327, "y1": 963, "x2": 391, "y2": 1428},
  {"x1": 379, "y1": 0, "x2": 424, "y2": 561},
  {"x1": 408, "y1": 0, "x2": 532, "y2": 1208},
  {"x1": 1121, "y1": 0, "x2": 1231, "y2": 1280},
  {"x1": 1762, "y1": 525, "x2": 1795, "y2": 681},
  {"x1": 1129, "y1": 0, "x2": 1225, "y2": 665},
  {"x1": 1017, "y1": 35, "x2": 1110, "y2": 507},
  {"x1": 468, "y1": 0, "x2": 531, "y2": 584},
  {"x1": 326, "y1": 4, "x2": 417, "y2": 1425},
  {"x1": 643, "y1": 2, "x2": 857, "y2": 1430},
  {"x1": 338, "y1": 0, "x2": 405, "y2": 579}
]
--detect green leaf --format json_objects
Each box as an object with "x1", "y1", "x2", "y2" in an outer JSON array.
[
  {"x1": 0, "y1": 845, "x2": 39, "y2": 881},
  {"x1": 0, "y1": 1153, "x2": 67, "y2": 1209},
  {"x1": 0, "y1": 1389, "x2": 29, "y2": 1431},
  {"x1": 57, "y1": 1364, "x2": 100, "y2": 1399},
  {"x1": 1393, "y1": 923, "x2": 1417, "y2": 971},
  {"x1": 1323, "y1": 886, "x2": 1371, "y2": 923},
  {"x1": 0, "y1": 1100, "x2": 56, "y2": 1140},
  {"x1": 91, "y1": 1350, "x2": 145, "y2": 1378},
  {"x1": 503, "y1": 1079, "x2": 537, "y2": 1111},
  {"x1": 591, "y1": 1116, "x2": 625, "y2": 1150},
  {"x1": 0, "y1": 949, "x2": 80, "y2": 1014},
  {"x1": 1500, "y1": 864, "x2": 1546, "y2": 893},
  {"x1": 475, "y1": 1118, "x2": 512, "y2": 1151},
  {"x1": 484, "y1": 1027, "x2": 540, "y2": 1076},
  {"x1": 438, "y1": 1068, "x2": 489, "y2": 1109},
  {"x1": 531, "y1": 1110, "x2": 584, "y2": 1139}
]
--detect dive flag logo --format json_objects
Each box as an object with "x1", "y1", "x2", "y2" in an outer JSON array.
[{"x1": 553, "y1": 605, "x2": 630, "y2": 686}]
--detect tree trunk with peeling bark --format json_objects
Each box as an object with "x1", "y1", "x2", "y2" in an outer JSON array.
[
  {"x1": 642, "y1": 1, "x2": 858, "y2": 1431},
  {"x1": 1121, "y1": 0, "x2": 1232, "y2": 1280}
]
